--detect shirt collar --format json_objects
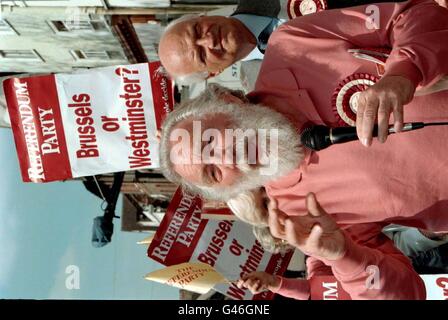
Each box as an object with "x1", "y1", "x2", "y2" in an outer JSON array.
[{"x1": 232, "y1": 14, "x2": 273, "y2": 61}]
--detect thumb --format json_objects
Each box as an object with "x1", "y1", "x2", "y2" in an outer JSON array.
[
  {"x1": 306, "y1": 193, "x2": 326, "y2": 217},
  {"x1": 268, "y1": 198, "x2": 278, "y2": 211},
  {"x1": 307, "y1": 223, "x2": 324, "y2": 249}
]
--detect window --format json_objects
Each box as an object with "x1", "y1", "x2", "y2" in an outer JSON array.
[
  {"x1": 0, "y1": 19, "x2": 19, "y2": 35},
  {"x1": 48, "y1": 20, "x2": 109, "y2": 33},
  {"x1": 107, "y1": 51, "x2": 126, "y2": 60},
  {"x1": 70, "y1": 50, "x2": 125, "y2": 61},
  {"x1": 0, "y1": 49, "x2": 43, "y2": 61}
]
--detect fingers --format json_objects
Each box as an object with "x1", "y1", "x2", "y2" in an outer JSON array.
[
  {"x1": 307, "y1": 224, "x2": 324, "y2": 250},
  {"x1": 284, "y1": 219, "x2": 299, "y2": 246},
  {"x1": 355, "y1": 94, "x2": 366, "y2": 144},
  {"x1": 356, "y1": 92, "x2": 378, "y2": 147},
  {"x1": 268, "y1": 201, "x2": 287, "y2": 239},
  {"x1": 237, "y1": 275, "x2": 265, "y2": 294},
  {"x1": 284, "y1": 218, "x2": 324, "y2": 257},
  {"x1": 268, "y1": 208, "x2": 284, "y2": 239},
  {"x1": 392, "y1": 102, "x2": 404, "y2": 133},
  {"x1": 268, "y1": 198, "x2": 278, "y2": 211},
  {"x1": 356, "y1": 75, "x2": 414, "y2": 147},
  {"x1": 306, "y1": 193, "x2": 324, "y2": 218},
  {"x1": 377, "y1": 99, "x2": 391, "y2": 143}
]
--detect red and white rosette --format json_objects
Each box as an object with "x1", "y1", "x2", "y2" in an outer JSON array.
[
  {"x1": 332, "y1": 73, "x2": 379, "y2": 127},
  {"x1": 287, "y1": 0, "x2": 327, "y2": 19}
]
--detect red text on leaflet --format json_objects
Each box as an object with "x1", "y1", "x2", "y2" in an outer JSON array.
[
  {"x1": 13, "y1": 79, "x2": 45, "y2": 181},
  {"x1": 436, "y1": 277, "x2": 448, "y2": 299},
  {"x1": 68, "y1": 93, "x2": 99, "y2": 159},
  {"x1": 115, "y1": 67, "x2": 152, "y2": 169},
  {"x1": 197, "y1": 221, "x2": 234, "y2": 267},
  {"x1": 151, "y1": 193, "x2": 200, "y2": 262},
  {"x1": 195, "y1": 219, "x2": 267, "y2": 300},
  {"x1": 226, "y1": 240, "x2": 266, "y2": 300}
]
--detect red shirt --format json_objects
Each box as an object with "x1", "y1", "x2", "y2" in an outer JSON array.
[{"x1": 250, "y1": 0, "x2": 448, "y2": 299}]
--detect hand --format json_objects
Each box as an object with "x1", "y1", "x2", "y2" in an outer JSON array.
[
  {"x1": 268, "y1": 193, "x2": 346, "y2": 261},
  {"x1": 236, "y1": 271, "x2": 281, "y2": 294},
  {"x1": 356, "y1": 75, "x2": 415, "y2": 147}
]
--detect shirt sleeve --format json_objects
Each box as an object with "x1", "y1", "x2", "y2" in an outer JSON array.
[
  {"x1": 275, "y1": 0, "x2": 448, "y2": 88},
  {"x1": 319, "y1": 224, "x2": 427, "y2": 300},
  {"x1": 271, "y1": 255, "x2": 333, "y2": 300},
  {"x1": 271, "y1": 276, "x2": 311, "y2": 300}
]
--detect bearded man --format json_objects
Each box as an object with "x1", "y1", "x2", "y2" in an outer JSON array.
[{"x1": 158, "y1": 0, "x2": 448, "y2": 300}]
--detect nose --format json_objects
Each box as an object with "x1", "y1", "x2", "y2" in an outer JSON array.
[
  {"x1": 203, "y1": 143, "x2": 236, "y2": 169},
  {"x1": 196, "y1": 32, "x2": 220, "y2": 50}
]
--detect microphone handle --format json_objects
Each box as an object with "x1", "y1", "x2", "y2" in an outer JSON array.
[
  {"x1": 329, "y1": 122, "x2": 425, "y2": 145},
  {"x1": 329, "y1": 126, "x2": 360, "y2": 144}
]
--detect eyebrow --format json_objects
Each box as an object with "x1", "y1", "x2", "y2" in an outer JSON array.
[{"x1": 191, "y1": 23, "x2": 207, "y2": 67}]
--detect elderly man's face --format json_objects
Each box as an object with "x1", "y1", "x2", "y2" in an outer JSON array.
[
  {"x1": 170, "y1": 113, "x2": 253, "y2": 188},
  {"x1": 159, "y1": 16, "x2": 256, "y2": 78},
  {"x1": 160, "y1": 86, "x2": 302, "y2": 201}
]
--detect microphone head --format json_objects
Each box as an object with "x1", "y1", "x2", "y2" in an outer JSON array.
[{"x1": 300, "y1": 125, "x2": 331, "y2": 151}]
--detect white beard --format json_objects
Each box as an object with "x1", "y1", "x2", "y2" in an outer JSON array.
[{"x1": 186, "y1": 101, "x2": 303, "y2": 201}]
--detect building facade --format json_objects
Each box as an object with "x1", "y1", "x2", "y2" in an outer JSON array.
[{"x1": 0, "y1": 6, "x2": 129, "y2": 73}]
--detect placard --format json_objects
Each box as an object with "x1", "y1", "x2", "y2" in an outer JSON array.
[{"x1": 3, "y1": 62, "x2": 173, "y2": 182}]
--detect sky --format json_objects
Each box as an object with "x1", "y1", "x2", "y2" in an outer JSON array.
[{"x1": 0, "y1": 128, "x2": 178, "y2": 299}]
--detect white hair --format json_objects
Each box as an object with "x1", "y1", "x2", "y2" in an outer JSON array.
[
  {"x1": 159, "y1": 83, "x2": 302, "y2": 202},
  {"x1": 227, "y1": 190, "x2": 268, "y2": 226},
  {"x1": 253, "y1": 226, "x2": 293, "y2": 254},
  {"x1": 160, "y1": 14, "x2": 210, "y2": 85},
  {"x1": 227, "y1": 189, "x2": 293, "y2": 254},
  {"x1": 175, "y1": 72, "x2": 209, "y2": 86}
]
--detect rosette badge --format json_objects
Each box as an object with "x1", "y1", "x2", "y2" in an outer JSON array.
[
  {"x1": 287, "y1": 0, "x2": 327, "y2": 19},
  {"x1": 332, "y1": 73, "x2": 379, "y2": 127}
]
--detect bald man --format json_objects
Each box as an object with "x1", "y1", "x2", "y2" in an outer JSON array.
[{"x1": 158, "y1": 0, "x2": 410, "y2": 85}]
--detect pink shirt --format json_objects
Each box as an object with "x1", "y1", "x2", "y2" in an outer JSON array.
[{"x1": 249, "y1": 0, "x2": 448, "y2": 299}]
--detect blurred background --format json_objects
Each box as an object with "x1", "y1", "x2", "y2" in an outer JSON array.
[
  {"x1": 0, "y1": 128, "x2": 180, "y2": 299},
  {"x1": 0, "y1": 0, "x2": 243, "y2": 300},
  {"x1": 3, "y1": 0, "x2": 447, "y2": 301}
]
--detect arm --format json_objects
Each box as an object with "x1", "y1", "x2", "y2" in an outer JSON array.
[
  {"x1": 272, "y1": 257, "x2": 334, "y2": 299},
  {"x1": 268, "y1": 193, "x2": 426, "y2": 300},
  {"x1": 262, "y1": 232, "x2": 427, "y2": 301},
  {"x1": 275, "y1": 233, "x2": 428, "y2": 301},
  {"x1": 281, "y1": 0, "x2": 448, "y2": 88},
  {"x1": 277, "y1": 0, "x2": 448, "y2": 145},
  {"x1": 319, "y1": 226, "x2": 426, "y2": 300},
  {"x1": 271, "y1": 276, "x2": 311, "y2": 300},
  {"x1": 237, "y1": 270, "x2": 312, "y2": 300}
]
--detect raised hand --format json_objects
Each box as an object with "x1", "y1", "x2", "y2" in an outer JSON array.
[
  {"x1": 356, "y1": 75, "x2": 415, "y2": 147},
  {"x1": 236, "y1": 271, "x2": 280, "y2": 294},
  {"x1": 268, "y1": 193, "x2": 346, "y2": 261}
]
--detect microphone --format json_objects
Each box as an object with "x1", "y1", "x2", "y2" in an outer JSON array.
[{"x1": 300, "y1": 122, "x2": 448, "y2": 151}]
